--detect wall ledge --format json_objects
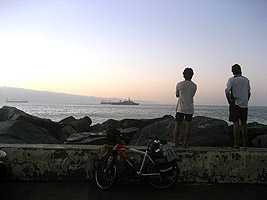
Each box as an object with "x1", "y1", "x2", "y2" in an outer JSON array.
[{"x1": 0, "y1": 144, "x2": 266, "y2": 184}]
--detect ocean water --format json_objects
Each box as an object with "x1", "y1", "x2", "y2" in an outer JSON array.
[{"x1": 1, "y1": 103, "x2": 266, "y2": 125}]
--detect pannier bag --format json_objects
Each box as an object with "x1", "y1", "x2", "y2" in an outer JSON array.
[
  {"x1": 160, "y1": 142, "x2": 176, "y2": 162},
  {"x1": 149, "y1": 139, "x2": 177, "y2": 162},
  {"x1": 157, "y1": 161, "x2": 175, "y2": 177}
]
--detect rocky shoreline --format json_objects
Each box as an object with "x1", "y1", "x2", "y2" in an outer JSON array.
[{"x1": 0, "y1": 106, "x2": 266, "y2": 147}]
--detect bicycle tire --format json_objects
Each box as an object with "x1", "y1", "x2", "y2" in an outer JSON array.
[
  {"x1": 95, "y1": 157, "x2": 117, "y2": 190},
  {"x1": 144, "y1": 160, "x2": 179, "y2": 189}
]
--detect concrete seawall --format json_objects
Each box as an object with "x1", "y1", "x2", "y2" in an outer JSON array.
[{"x1": 0, "y1": 144, "x2": 266, "y2": 184}]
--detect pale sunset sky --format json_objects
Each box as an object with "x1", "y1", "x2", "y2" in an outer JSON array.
[{"x1": 0, "y1": 0, "x2": 266, "y2": 105}]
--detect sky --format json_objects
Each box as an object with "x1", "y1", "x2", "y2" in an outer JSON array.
[{"x1": 0, "y1": 0, "x2": 266, "y2": 105}]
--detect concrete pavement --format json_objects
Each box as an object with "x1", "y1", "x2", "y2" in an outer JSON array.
[{"x1": 1, "y1": 181, "x2": 267, "y2": 200}]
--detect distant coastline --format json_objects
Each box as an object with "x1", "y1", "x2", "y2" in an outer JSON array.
[{"x1": 0, "y1": 86, "x2": 155, "y2": 105}]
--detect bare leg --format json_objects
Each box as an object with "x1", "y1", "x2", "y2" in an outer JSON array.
[
  {"x1": 173, "y1": 122, "x2": 181, "y2": 145},
  {"x1": 184, "y1": 121, "x2": 191, "y2": 145},
  {"x1": 241, "y1": 121, "x2": 248, "y2": 147},
  {"x1": 233, "y1": 122, "x2": 240, "y2": 148}
]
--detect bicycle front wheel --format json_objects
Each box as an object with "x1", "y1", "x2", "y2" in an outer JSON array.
[
  {"x1": 145, "y1": 160, "x2": 179, "y2": 189},
  {"x1": 95, "y1": 157, "x2": 117, "y2": 190}
]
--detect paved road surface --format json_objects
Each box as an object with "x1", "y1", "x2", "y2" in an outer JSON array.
[{"x1": 1, "y1": 181, "x2": 267, "y2": 200}]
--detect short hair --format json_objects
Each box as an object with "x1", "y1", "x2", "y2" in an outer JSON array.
[
  {"x1": 232, "y1": 64, "x2": 242, "y2": 75},
  {"x1": 183, "y1": 68, "x2": 194, "y2": 80}
]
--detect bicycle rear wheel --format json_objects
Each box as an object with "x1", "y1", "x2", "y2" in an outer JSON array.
[
  {"x1": 145, "y1": 160, "x2": 179, "y2": 189},
  {"x1": 95, "y1": 157, "x2": 117, "y2": 190}
]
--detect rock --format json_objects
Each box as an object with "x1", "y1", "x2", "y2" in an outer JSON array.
[
  {"x1": 90, "y1": 123, "x2": 102, "y2": 132},
  {"x1": 252, "y1": 135, "x2": 267, "y2": 147},
  {"x1": 189, "y1": 116, "x2": 233, "y2": 146},
  {"x1": 59, "y1": 116, "x2": 76, "y2": 125},
  {"x1": 0, "y1": 106, "x2": 265, "y2": 147},
  {"x1": 248, "y1": 122, "x2": 267, "y2": 137},
  {"x1": 58, "y1": 125, "x2": 77, "y2": 142},
  {"x1": 65, "y1": 126, "x2": 139, "y2": 145},
  {"x1": 0, "y1": 106, "x2": 28, "y2": 121},
  {"x1": 11, "y1": 113, "x2": 61, "y2": 140},
  {"x1": 58, "y1": 116, "x2": 93, "y2": 141},
  {"x1": 67, "y1": 136, "x2": 107, "y2": 145},
  {"x1": 105, "y1": 128, "x2": 123, "y2": 145},
  {"x1": 0, "y1": 120, "x2": 60, "y2": 144},
  {"x1": 119, "y1": 115, "x2": 173, "y2": 129},
  {"x1": 68, "y1": 116, "x2": 92, "y2": 132},
  {"x1": 118, "y1": 127, "x2": 140, "y2": 144},
  {"x1": 93, "y1": 115, "x2": 174, "y2": 132},
  {"x1": 65, "y1": 132, "x2": 107, "y2": 145},
  {"x1": 228, "y1": 122, "x2": 267, "y2": 146},
  {"x1": 129, "y1": 117, "x2": 175, "y2": 146},
  {"x1": 250, "y1": 123, "x2": 267, "y2": 147},
  {"x1": 0, "y1": 106, "x2": 61, "y2": 140},
  {"x1": 93, "y1": 119, "x2": 121, "y2": 132},
  {"x1": 129, "y1": 116, "x2": 233, "y2": 147}
]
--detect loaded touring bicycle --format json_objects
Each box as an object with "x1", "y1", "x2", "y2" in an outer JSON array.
[{"x1": 94, "y1": 137, "x2": 180, "y2": 190}]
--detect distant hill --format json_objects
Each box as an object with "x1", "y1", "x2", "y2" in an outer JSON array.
[{"x1": 0, "y1": 87, "x2": 156, "y2": 105}]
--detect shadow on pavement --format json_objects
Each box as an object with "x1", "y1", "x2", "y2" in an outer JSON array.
[{"x1": 1, "y1": 181, "x2": 267, "y2": 200}]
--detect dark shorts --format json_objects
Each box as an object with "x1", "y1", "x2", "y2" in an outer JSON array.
[
  {"x1": 175, "y1": 112, "x2": 193, "y2": 122},
  {"x1": 229, "y1": 104, "x2": 248, "y2": 122}
]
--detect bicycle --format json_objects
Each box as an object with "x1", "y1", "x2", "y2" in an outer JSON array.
[{"x1": 94, "y1": 139, "x2": 179, "y2": 190}]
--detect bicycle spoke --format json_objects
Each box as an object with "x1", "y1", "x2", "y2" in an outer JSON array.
[
  {"x1": 95, "y1": 159, "x2": 117, "y2": 190},
  {"x1": 144, "y1": 161, "x2": 179, "y2": 189}
]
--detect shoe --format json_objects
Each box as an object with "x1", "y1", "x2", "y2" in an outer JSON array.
[
  {"x1": 183, "y1": 143, "x2": 188, "y2": 148},
  {"x1": 171, "y1": 142, "x2": 178, "y2": 147},
  {"x1": 229, "y1": 146, "x2": 240, "y2": 150}
]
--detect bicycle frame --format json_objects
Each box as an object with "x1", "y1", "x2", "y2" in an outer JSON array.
[
  {"x1": 95, "y1": 141, "x2": 179, "y2": 190},
  {"x1": 113, "y1": 143, "x2": 160, "y2": 177}
]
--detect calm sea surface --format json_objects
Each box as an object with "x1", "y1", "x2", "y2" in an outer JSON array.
[{"x1": 1, "y1": 103, "x2": 266, "y2": 125}]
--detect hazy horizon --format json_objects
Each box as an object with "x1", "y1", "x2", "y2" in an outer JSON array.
[
  {"x1": 1, "y1": 86, "x2": 267, "y2": 107},
  {"x1": 0, "y1": 1, "x2": 266, "y2": 106}
]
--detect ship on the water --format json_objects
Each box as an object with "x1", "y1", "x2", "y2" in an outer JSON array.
[
  {"x1": 6, "y1": 99, "x2": 28, "y2": 103},
  {"x1": 100, "y1": 98, "x2": 139, "y2": 105}
]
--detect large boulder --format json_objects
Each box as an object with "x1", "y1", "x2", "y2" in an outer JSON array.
[
  {"x1": 129, "y1": 116, "x2": 233, "y2": 147},
  {"x1": 65, "y1": 132, "x2": 107, "y2": 145},
  {"x1": 119, "y1": 115, "x2": 174, "y2": 129},
  {"x1": 249, "y1": 123, "x2": 267, "y2": 147},
  {"x1": 129, "y1": 117, "x2": 175, "y2": 146},
  {"x1": 248, "y1": 122, "x2": 267, "y2": 141},
  {"x1": 58, "y1": 125, "x2": 77, "y2": 142},
  {"x1": 60, "y1": 116, "x2": 92, "y2": 133},
  {"x1": 252, "y1": 135, "x2": 267, "y2": 147},
  {"x1": 189, "y1": 116, "x2": 233, "y2": 146},
  {"x1": 11, "y1": 113, "x2": 61, "y2": 139},
  {"x1": 94, "y1": 119, "x2": 121, "y2": 131},
  {"x1": 59, "y1": 116, "x2": 76, "y2": 125},
  {"x1": 65, "y1": 126, "x2": 139, "y2": 145},
  {"x1": 92, "y1": 115, "x2": 174, "y2": 132},
  {"x1": 104, "y1": 128, "x2": 123, "y2": 145},
  {"x1": 0, "y1": 106, "x2": 28, "y2": 121},
  {"x1": 0, "y1": 120, "x2": 60, "y2": 144},
  {"x1": 228, "y1": 122, "x2": 267, "y2": 146},
  {"x1": 0, "y1": 106, "x2": 61, "y2": 140},
  {"x1": 118, "y1": 127, "x2": 140, "y2": 144}
]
